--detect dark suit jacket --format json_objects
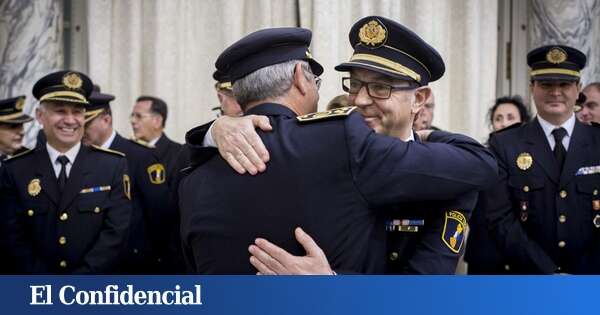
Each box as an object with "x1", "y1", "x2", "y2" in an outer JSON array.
[
  {"x1": 0, "y1": 144, "x2": 132, "y2": 274},
  {"x1": 155, "y1": 133, "x2": 183, "y2": 180},
  {"x1": 179, "y1": 103, "x2": 497, "y2": 274},
  {"x1": 110, "y1": 133, "x2": 173, "y2": 273},
  {"x1": 484, "y1": 118, "x2": 600, "y2": 274}
]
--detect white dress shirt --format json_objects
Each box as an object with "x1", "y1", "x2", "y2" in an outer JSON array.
[
  {"x1": 46, "y1": 142, "x2": 81, "y2": 178},
  {"x1": 537, "y1": 113, "x2": 575, "y2": 151},
  {"x1": 100, "y1": 130, "x2": 117, "y2": 149}
]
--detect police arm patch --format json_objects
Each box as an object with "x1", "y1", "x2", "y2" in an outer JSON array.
[
  {"x1": 296, "y1": 106, "x2": 356, "y2": 123},
  {"x1": 441, "y1": 210, "x2": 467, "y2": 253},
  {"x1": 147, "y1": 163, "x2": 166, "y2": 184},
  {"x1": 123, "y1": 174, "x2": 131, "y2": 200}
]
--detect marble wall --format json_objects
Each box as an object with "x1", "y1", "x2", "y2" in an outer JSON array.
[
  {"x1": 529, "y1": 0, "x2": 600, "y2": 85},
  {"x1": 0, "y1": 0, "x2": 63, "y2": 146}
]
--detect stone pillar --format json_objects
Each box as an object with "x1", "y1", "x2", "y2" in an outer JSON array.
[
  {"x1": 529, "y1": 0, "x2": 600, "y2": 84},
  {"x1": 0, "y1": 0, "x2": 64, "y2": 146}
]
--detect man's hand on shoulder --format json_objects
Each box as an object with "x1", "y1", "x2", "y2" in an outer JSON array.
[{"x1": 212, "y1": 115, "x2": 272, "y2": 175}]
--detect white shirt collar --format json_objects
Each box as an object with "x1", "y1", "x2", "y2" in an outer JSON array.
[
  {"x1": 101, "y1": 130, "x2": 117, "y2": 149},
  {"x1": 148, "y1": 134, "x2": 161, "y2": 146},
  {"x1": 46, "y1": 142, "x2": 81, "y2": 177},
  {"x1": 404, "y1": 132, "x2": 415, "y2": 142},
  {"x1": 537, "y1": 113, "x2": 576, "y2": 138}
]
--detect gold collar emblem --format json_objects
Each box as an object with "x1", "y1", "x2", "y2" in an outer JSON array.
[
  {"x1": 28, "y1": 178, "x2": 42, "y2": 196},
  {"x1": 358, "y1": 20, "x2": 387, "y2": 48},
  {"x1": 15, "y1": 97, "x2": 25, "y2": 111},
  {"x1": 516, "y1": 152, "x2": 533, "y2": 171},
  {"x1": 546, "y1": 47, "x2": 567, "y2": 64},
  {"x1": 63, "y1": 72, "x2": 83, "y2": 89}
]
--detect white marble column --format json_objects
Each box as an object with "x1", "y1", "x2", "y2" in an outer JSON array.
[
  {"x1": 529, "y1": 0, "x2": 600, "y2": 84},
  {"x1": 0, "y1": 0, "x2": 64, "y2": 146}
]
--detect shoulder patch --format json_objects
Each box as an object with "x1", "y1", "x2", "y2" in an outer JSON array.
[
  {"x1": 297, "y1": 106, "x2": 357, "y2": 123},
  {"x1": 5, "y1": 148, "x2": 33, "y2": 161},
  {"x1": 91, "y1": 145, "x2": 126, "y2": 157},
  {"x1": 441, "y1": 210, "x2": 467, "y2": 254},
  {"x1": 129, "y1": 137, "x2": 155, "y2": 149}
]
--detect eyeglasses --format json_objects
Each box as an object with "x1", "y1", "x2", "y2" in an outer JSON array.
[
  {"x1": 342, "y1": 77, "x2": 416, "y2": 99},
  {"x1": 129, "y1": 112, "x2": 154, "y2": 121}
]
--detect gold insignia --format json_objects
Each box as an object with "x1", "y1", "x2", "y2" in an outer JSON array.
[
  {"x1": 358, "y1": 20, "x2": 387, "y2": 47},
  {"x1": 63, "y1": 72, "x2": 83, "y2": 89},
  {"x1": 91, "y1": 145, "x2": 126, "y2": 157},
  {"x1": 297, "y1": 106, "x2": 357, "y2": 123},
  {"x1": 123, "y1": 174, "x2": 131, "y2": 200},
  {"x1": 305, "y1": 50, "x2": 313, "y2": 59},
  {"x1": 147, "y1": 163, "x2": 166, "y2": 184},
  {"x1": 441, "y1": 211, "x2": 467, "y2": 253},
  {"x1": 28, "y1": 178, "x2": 41, "y2": 197},
  {"x1": 15, "y1": 97, "x2": 25, "y2": 110},
  {"x1": 516, "y1": 152, "x2": 533, "y2": 171},
  {"x1": 546, "y1": 47, "x2": 567, "y2": 64}
]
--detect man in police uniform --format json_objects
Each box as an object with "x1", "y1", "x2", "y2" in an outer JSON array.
[
  {"x1": 83, "y1": 86, "x2": 173, "y2": 273},
  {"x1": 484, "y1": 45, "x2": 600, "y2": 274},
  {"x1": 0, "y1": 95, "x2": 33, "y2": 273},
  {"x1": 0, "y1": 96, "x2": 33, "y2": 163},
  {"x1": 130, "y1": 95, "x2": 183, "y2": 178},
  {"x1": 237, "y1": 16, "x2": 478, "y2": 274},
  {"x1": 0, "y1": 70, "x2": 132, "y2": 274},
  {"x1": 179, "y1": 27, "x2": 497, "y2": 274}
]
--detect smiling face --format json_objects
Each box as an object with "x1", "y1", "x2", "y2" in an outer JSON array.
[
  {"x1": 36, "y1": 101, "x2": 85, "y2": 152},
  {"x1": 0, "y1": 123, "x2": 24, "y2": 155},
  {"x1": 347, "y1": 68, "x2": 425, "y2": 138}
]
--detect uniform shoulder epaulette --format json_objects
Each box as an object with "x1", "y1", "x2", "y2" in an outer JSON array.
[
  {"x1": 91, "y1": 145, "x2": 126, "y2": 157},
  {"x1": 5, "y1": 148, "x2": 33, "y2": 161},
  {"x1": 297, "y1": 106, "x2": 357, "y2": 123},
  {"x1": 129, "y1": 137, "x2": 155, "y2": 149}
]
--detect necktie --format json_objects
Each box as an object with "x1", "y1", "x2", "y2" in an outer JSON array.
[
  {"x1": 552, "y1": 127, "x2": 567, "y2": 171},
  {"x1": 57, "y1": 155, "x2": 70, "y2": 193}
]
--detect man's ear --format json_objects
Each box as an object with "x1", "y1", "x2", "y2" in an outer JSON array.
[
  {"x1": 293, "y1": 63, "x2": 309, "y2": 96},
  {"x1": 35, "y1": 106, "x2": 44, "y2": 125},
  {"x1": 412, "y1": 86, "x2": 431, "y2": 115}
]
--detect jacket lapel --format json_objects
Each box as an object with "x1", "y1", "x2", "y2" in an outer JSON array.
[
  {"x1": 559, "y1": 120, "x2": 591, "y2": 186},
  {"x1": 34, "y1": 147, "x2": 59, "y2": 205},
  {"x1": 58, "y1": 145, "x2": 90, "y2": 210},
  {"x1": 525, "y1": 119, "x2": 560, "y2": 184}
]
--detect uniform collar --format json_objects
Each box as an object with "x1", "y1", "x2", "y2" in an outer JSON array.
[
  {"x1": 100, "y1": 130, "x2": 117, "y2": 149},
  {"x1": 244, "y1": 103, "x2": 297, "y2": 118},
  {"x1": 46, "y1": 141, "x2": 81, "y2": 164},
  {"x1": 537, "y1": 113, "x2": 575, "y2": 138}
]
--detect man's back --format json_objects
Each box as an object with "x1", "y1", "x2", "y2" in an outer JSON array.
[{"x1": 180, "y1": 103, "x2": 497, "y2": 274}]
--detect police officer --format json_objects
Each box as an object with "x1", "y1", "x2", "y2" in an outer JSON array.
[
  {"x1": 0, "y1": 70, "x2": 131, "y2": 274},
  {"x1": 179, "y1": 27, "x2": 497, "y2": 274},
  {"x1": 484, "y1": 45, "x2": 600, "y2": 274},
  {"x1": 83, "y1": 86, "x2": 173, "y2": 273},
  {"x1": 234, "y1": 16, "x2": 479, "y2": 275},
  {"x1": 0, "y1": 95, "x2": 33, "y2": 273},
  {"x1": 0, "y1": 96, "x2": 33, "y2": 163}
]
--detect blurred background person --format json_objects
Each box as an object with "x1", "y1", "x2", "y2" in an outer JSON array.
[
  {"x1": 577, "y1": 82, "x2": 600, "y2": 125},
  {"x1": 130, "y1": 96, "x2": 182, "y2": 178},
  {"x1": 465, "y1": 95, "x2": 531, "y2": 274},
  {"x1": 414, "y1": 93, "x2": 439, "y2": 131},
  {"x1": 0, "y1": 96, "x2": 32, "y2": 162},
  {"x1": 326, "y1": 94, "x2": 350, "y2": 110}
]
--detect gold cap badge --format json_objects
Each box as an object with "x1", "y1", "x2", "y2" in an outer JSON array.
[
  {"x1": 28, "y1": 178, "x2": 42, "y2": 196},
  {"x1": 546, "y1": 47, "x2": 567, "y2": 64},
  {"x1": 63, "y1": 72, "x2": 83, "y2": 89},
  {"x1": 358, "y1": 20, "x2": 387, "y2": 48},
  {"x1": 15, "y1": 97, "x2": 25, "y2": 111},
  {"x1": 516, "y1": 152, "x2": 533, "y2": 171}
]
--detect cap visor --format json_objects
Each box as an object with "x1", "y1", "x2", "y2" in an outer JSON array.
[
  {"x1": 531, "y1": 74, "x2": 579, "y2": 82},
  {"x1": 0, "y1": 114, "x2": 34, "y2": 124},
  {"x1": 335, "y1": 61, "x2": 417, "y2": 83}
]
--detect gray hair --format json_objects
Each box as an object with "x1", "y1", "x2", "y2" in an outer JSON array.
[{"x1": 233, "y1": 60, "x2": 312, "y2": 108}]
